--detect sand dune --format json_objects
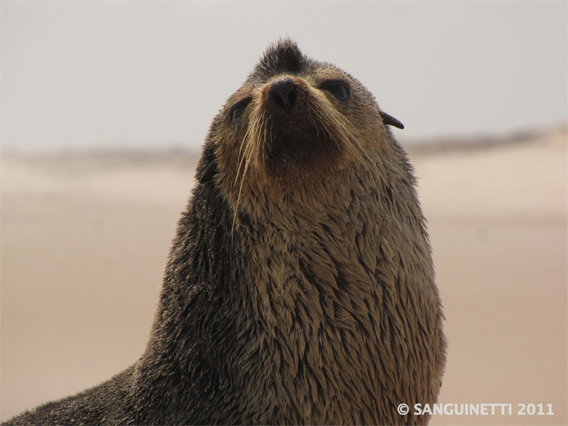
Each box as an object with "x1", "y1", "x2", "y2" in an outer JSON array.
[{"x1": 2, "y1": 126, "x2": 566, "y2": 424}]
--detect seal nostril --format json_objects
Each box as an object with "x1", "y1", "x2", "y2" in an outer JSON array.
[{"x1": 269, "y1": 78, "x2": 298, "y2": 109}]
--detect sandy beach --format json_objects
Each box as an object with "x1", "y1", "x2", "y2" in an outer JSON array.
[{"x1": 2, "y1": 127, "x2": 566, "y2": 424}]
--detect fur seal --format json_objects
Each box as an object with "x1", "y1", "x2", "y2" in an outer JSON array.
[{"x1": 6, "y1": 39, "x2": 446, "y2": 425}]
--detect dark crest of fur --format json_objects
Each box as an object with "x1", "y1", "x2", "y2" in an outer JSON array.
[
  {"x1": 254, "y1": 38, "x2": 306, "y2": 77},
  {"x1": 5, "y1": 39, "x2": 446, "y2": 426}
]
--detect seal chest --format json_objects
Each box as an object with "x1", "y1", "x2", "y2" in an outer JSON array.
[{"x1": 5, "y1": 39, "x2": 446, "y2": 426}]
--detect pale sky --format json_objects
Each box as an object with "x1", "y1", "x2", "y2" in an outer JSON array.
[{"x1": 2, "y1": 1, "x2": 567, "y2": 151}]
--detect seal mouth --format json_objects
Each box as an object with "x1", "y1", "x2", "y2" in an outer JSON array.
[
  {"x1": 258, "y1": 77, "x2": 343, "y2": 174},
  {"x1": 265, "y1": 118, "x2": 340, "y2": 170}
]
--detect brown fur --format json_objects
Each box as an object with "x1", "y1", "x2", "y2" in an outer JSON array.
[
  {"x1": 211, "y1": 41, "x2": 447, "y2": 424},
  {"x1": 5, "y1": 39, "x2": 446, "y2": 426}
]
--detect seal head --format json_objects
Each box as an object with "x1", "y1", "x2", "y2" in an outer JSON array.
[{"x1": 204, "y1": 40, "x2": 412, "y2": 225}]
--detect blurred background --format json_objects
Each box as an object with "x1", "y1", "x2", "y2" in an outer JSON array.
[{"x1": 2, "y1": 1, "x2": 566, "y2": 424}]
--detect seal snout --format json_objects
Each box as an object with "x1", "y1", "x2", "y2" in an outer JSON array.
[
  {"x1": 269, "y1": 77, "x2": 298, "y2": 109},
  {"x1": 254, "y1": 75, "x2": 344, "y2": 174}
]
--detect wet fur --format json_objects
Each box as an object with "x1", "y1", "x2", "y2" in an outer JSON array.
[{"x1": 6, "y1": 39, "x2": 446, "y2": 425}]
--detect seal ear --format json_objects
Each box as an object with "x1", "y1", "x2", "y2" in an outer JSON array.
[{"x1": 379, "y1": 111, "x2": 405, "y2": 130}]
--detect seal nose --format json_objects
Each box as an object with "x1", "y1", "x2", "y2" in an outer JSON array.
[{"x1": 269, "y1": 78, "x2": 298, "y2": 109}]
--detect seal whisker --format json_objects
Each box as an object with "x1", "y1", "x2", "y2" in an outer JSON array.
[
  {"x1": 263, "y1": 114, "x2": 271, "y2": 168},
  {"x1": 310, "y1": 100, "x2": 376, "y2": 185},
  {"x1": 313, "y1": 101, "x2": 385, "y2": 191},
  {"x1": 232, "y1": 107, "x2": 265, "y2": 236},
  {"x1": 235, "y1": 116, "x2": 257, "y2": 188}
]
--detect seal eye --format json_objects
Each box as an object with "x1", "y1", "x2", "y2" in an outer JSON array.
[
  {"x1": 320, "y1": 81, "x2": 350, "y2": 101},
  {"x1": 230, "y1": 97, "x2": 252, "y2": 124}
]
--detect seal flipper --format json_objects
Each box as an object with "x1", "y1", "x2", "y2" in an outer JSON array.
[{"x1": 379, "y1": 111, "x2": 405, "y2": 129}]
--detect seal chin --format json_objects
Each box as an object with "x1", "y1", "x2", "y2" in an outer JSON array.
[{"x1": 259, "y1": 76, "x2": 342, "y2": 174}]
